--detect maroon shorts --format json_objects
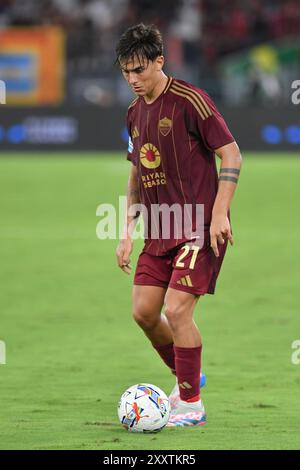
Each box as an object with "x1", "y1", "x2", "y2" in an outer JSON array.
[{"x1": 134, "y1": 232, "x2": 227, "y2": 296}]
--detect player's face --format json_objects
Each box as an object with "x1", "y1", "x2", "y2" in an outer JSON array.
[{"x1": 120, "y1": 55, "x2": 164, "y2": 97}]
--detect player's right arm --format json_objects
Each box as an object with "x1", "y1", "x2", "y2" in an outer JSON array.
[{"x1": 116, "y1": 163, "x2": 140, "y2": 274}]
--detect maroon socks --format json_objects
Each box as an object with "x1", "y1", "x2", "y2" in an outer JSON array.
[
  {"x1": 174, "y1": 345, "x2": 202, "y2": 402},
  {"x1": 153, "y1": 342, "x2": 176, "y2": 375},
  {"x1": 153, "y1": 342, "x2": 202, "y2": 402}
]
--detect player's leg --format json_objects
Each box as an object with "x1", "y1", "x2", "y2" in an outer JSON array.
[
  {"x1": 132, "y1": 285, "x2": 176, "y2": 373},
  {"x1": 132, "y1": 250, "x2": 179, "y2": 374},
  {"x1": 164, "y1": 288, "x2": 200, "y2": 347},
  {"x1": 164, "y1": 288, "x2": 202, "y2": 400},
  {"x1": 164, "y1": 288, "x2": 206, "y2": 426},
  {"x1": 132, "y1": 285, "x2": 170, "y2": 344},
  {"x1": 164, "y1": 236, "x2": 228, "y2": 426}
]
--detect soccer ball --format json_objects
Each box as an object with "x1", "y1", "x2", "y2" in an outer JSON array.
[{"x1": 118, "y1": 383, "x2": 170, "y2": 433}]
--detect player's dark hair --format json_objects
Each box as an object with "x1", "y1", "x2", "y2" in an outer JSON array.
[{"x1": 115, "y1": 23, "x2": 163, "y2": 66}]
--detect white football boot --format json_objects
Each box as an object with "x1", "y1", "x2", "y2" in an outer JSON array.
[{"x1": 167, "y1": 398, "x2": 206, "y2": 427}]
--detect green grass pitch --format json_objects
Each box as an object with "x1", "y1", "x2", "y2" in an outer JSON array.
[{"x1": 0, "y1": 152, "x2": 300, "y2": 450}]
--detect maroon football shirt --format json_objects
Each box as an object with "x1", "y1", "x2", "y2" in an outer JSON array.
[{"x1": 126, "y1": 77, "x2": 235, "y2": 256}]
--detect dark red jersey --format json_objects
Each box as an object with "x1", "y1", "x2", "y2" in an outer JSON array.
[{"x1": 126, "y1": 76, "x2": 235, "y2": 256}]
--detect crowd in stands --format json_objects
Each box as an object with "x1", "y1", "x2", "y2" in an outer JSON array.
[{"x1": 201, "y1": 0, "x2": 300, "y2": 62}]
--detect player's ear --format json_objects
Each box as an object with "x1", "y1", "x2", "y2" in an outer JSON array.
[{"x1": 156, "y1": 56, "x2": 164, "y2": 71}]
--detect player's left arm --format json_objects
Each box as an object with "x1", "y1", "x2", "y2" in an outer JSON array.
[{"x1": 210, "y1": 141, "x2": 242, "y2": 257}]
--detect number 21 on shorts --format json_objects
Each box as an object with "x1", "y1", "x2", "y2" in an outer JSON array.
[{"x1": 175, "y1": 245, "x2": 200, "y2": 270}]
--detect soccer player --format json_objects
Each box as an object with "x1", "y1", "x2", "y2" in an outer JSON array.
[{"x1": 115, "y1": 24, "x2": 242, "y2": 427}]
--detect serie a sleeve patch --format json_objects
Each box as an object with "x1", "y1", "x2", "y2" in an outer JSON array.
[{"x1": 128, "y1": 135, "x2": 133, "y2": 153}]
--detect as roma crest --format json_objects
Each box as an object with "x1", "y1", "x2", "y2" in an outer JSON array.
[{"x1": 159, "y1": 117, "x2": 172, "y2": 136}]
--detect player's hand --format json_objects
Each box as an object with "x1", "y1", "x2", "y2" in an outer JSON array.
[
  {"x1": 116, "y1": 238, "x2": 133, "y2": 274},
  {"x1": 210, "y1": 213, "x2": 233, "y2": 257}
]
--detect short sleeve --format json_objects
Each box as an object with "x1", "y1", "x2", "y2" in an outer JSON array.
[{"x1": 187, "y1": 89, "x2": 235, "y2": 151}]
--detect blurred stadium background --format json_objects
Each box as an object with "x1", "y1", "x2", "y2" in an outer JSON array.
[
  {"x1": 0, "y1": 0, "x2": 300, "y2": 149},
  {"x1": 0, "y1": 0, "x2": 300, "y2": 451}
]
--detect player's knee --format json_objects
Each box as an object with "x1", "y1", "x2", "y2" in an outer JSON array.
[
  {"x1": 132, "y1": 306, "x2": 158, "y2": 331},
  {"x1": 164, "y1": 303, "x2": 185, "y2": 331}
]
